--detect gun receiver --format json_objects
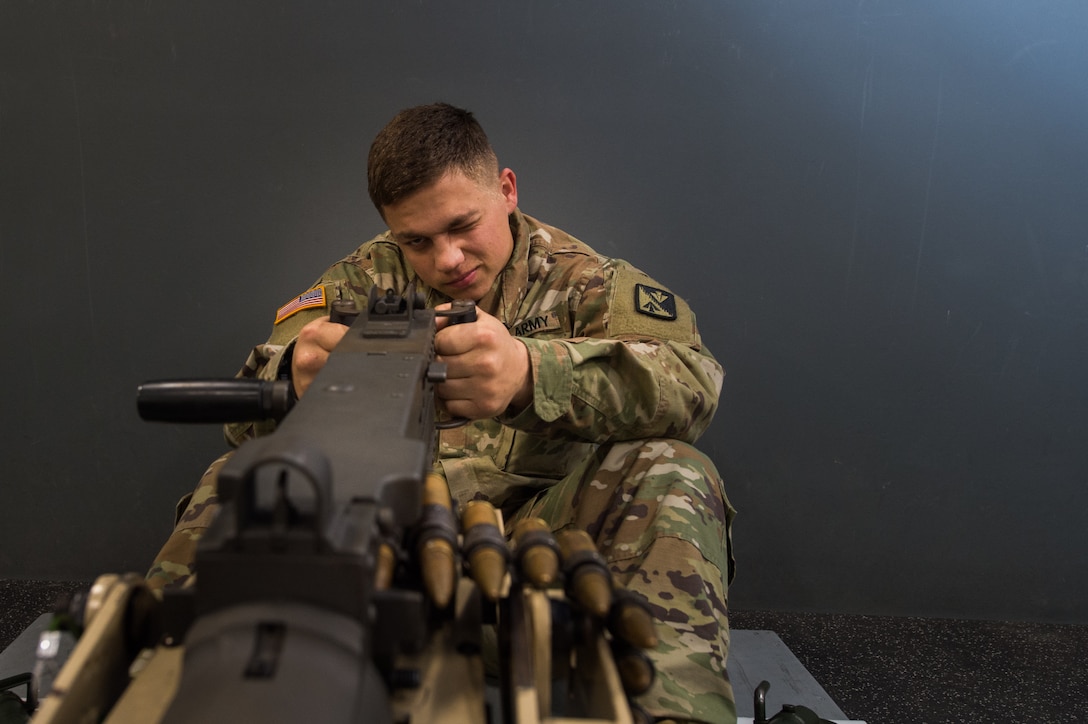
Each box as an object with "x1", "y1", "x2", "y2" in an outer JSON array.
[{"x1": 159, "y1": 286, "x2": 462, "y2": 723}]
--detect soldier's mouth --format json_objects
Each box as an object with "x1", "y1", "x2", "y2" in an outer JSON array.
[{"x1": 447, "y1": 268, "x2": 478, "y2": 290}]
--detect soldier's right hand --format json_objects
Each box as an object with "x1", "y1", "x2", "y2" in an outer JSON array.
[{"x1": 290, "y1": 316, "x2": 350, "y2": 398}]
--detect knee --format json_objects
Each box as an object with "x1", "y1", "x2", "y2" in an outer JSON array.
[
  {"x1": 597, "y1": 438, "x2": 729, "y2": 518},
  {"x1": 594, "y1": 438, "x2": 734, "y2": 582}
]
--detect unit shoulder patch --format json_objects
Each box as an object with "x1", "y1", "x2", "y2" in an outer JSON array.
[
  {"x1": 635, "y1": 283, "x2": 678, "y2": 320},
  {"x1": 608, "y1": 265, "x2": 696, "y2": 344}
]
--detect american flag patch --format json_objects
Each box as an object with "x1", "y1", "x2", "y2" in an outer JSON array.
[{"x1": 275, "y1": 286, "x2": 327, "y2": 324}]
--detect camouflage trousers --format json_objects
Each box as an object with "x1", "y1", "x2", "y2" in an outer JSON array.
[
  {"x1": 502, "y1": 439, "x2": 736, "y2": 724},
  {"x1": 145, "y1": 450, "x2": 232, "y2": 592},
  {"x1": 146, "y1": 438, "x2": 736, "y2": 724}
]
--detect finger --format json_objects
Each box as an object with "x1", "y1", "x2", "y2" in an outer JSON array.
[
  {"x1": 435, "y1": 375, "x2": 476, "y2": 400},
  {"x1": 314, "y1": 319, "x2": 351, "y2": 352},
  {"x1": 292, "y1": 317, "x2": 349, "y2": 396},
  {"x1": 439, "y1": 397, "x2": 484, "y2": 421},
  {"x1": 434, "y1": 322, "x2": 476, "y2": 357},
  {"x1": 437, "y1": 380, "x2": 505, "y2": 420},
  {"x1": 433, "y1": 302, "x2": 453, "y2": 332},
  {"x1": 297, "y1": 316, "x2": 349, "y2": 353}
]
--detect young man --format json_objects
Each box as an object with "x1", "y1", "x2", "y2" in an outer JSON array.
[{"x1": 149, "y1": 103, "x2": 736, "y2": 723}]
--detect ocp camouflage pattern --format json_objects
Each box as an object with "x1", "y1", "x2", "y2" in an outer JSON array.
[{"x1": 147, "y1": 210, "x2": 736, "y2": 723}]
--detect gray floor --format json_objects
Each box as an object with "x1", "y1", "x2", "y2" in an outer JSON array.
[
  {"x1": 0, "y1": 584, "x2": 853, "y2": 723},
  {"x1": 4, "y1": 580, "x2": 1088, "y2": 723},
  {"x1": 730, "y1": 609, "x2": 1088, "y2": 724},
  {"x1": 0, "y1": 613, "x2": 50, "y2": 684},
  {"x1": 2, "y1": 612, "x2": 852, "y2": 722},
  {"x1": 727, "y1": 629, "x2": 848, "y2": 720}
]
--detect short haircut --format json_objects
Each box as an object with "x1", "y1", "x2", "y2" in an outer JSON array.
[{"x1": 367, "y1": 103, "x2": 499, "y2": 211}]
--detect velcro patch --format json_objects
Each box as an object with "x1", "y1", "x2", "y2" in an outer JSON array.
[
  {"x1": 635, "y1": 284, "x2": 677, "y2": 320},
  {"x1": 275, "y1": 286, "x2": 327, "y2": 324},
  {"x1": 608, "y1": 264, "x2": 696, "y2": 344}
]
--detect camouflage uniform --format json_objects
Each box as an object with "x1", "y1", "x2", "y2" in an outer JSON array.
[{"x1": 147, "y1": 210, "x2": 736, "y2": 723}]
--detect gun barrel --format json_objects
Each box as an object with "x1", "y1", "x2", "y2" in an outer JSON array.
[{"x1": 136, "y1": 379, "x2": 294, "y2": 423}]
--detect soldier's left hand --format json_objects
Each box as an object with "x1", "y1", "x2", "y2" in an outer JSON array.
[{"x1": 434, "y1": 305, "x2": 533, "y2": 419}]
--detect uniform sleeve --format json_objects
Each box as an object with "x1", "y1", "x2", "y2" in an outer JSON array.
[
  {"x1": 221, "y1": 246, "x2": 400, "y2": 446},
  {"x1": 221, "y1": 285, "x2": 335, "y2": 446},
  {"x1": 500, "y1": 261, "x2": 724, "y2": 444}
]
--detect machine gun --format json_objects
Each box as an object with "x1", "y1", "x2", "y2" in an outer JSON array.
[{"x1": 27, "y1": 286, "x2": 653, "y2": 724}]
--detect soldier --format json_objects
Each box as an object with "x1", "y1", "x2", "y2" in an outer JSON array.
[{"x1": 148, "y1": 103, "x2": 736, "y2": 724}]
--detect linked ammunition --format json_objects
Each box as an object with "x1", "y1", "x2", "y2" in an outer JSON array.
[
  {"x1": 375, "y1": 543, "x2": 396, "y2": 591},
  {"x1": 556, "y1": 528, "x2": 612, "y2": 618},
  {"x1": 613, "y1": 646, "x2": 655, "y2": 696},
  {"x1": 416, "y1": 473, "x2": 459, "y2": 608},
  {"x1": 608, "y1": 589, "x2": 659, "y2": 649},
  {"x1": 461, "y1": 500, "x2": 509, "y2": 601},
  {"x1": 511, "y1": 518, "x2": 560, "y2": 588}
]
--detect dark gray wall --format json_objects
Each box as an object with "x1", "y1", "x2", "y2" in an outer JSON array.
[{"x1": 2, "y1": 1, "x2": 1085, "y2": 623}]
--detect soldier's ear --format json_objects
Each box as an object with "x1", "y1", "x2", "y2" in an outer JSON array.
[{"x1": 499, "y1": 168, "x2": 518, "y2": 212}]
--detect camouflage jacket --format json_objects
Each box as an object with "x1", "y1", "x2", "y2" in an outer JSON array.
[{"x1": 226, "y1": 210, "x2": 723, "y2": 511}]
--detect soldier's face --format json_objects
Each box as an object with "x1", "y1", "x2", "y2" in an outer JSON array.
[{"x1": 383, "y1": 168, "x2": 518, "y2": 301}]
